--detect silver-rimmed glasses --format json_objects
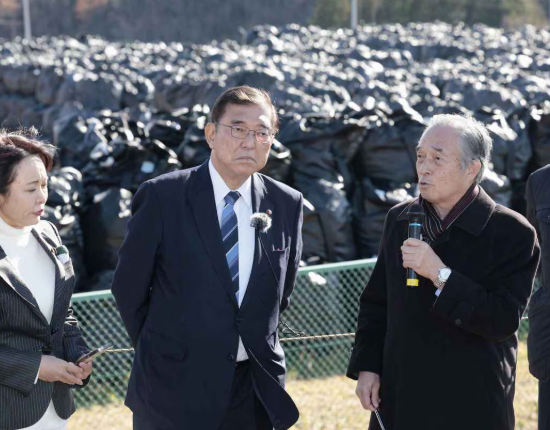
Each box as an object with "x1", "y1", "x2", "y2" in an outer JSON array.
[{"x1": 216, "y1": 123, "x2": 274, "y2": 145}]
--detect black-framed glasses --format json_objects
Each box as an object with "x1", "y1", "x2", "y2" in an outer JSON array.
[{"x1": 216, "y1": 123, "x2": 274, "y2": 145}]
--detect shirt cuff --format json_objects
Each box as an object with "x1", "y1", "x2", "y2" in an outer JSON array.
[{"x1": 35, "y1": 367, "x2": 40, "y2": 384}]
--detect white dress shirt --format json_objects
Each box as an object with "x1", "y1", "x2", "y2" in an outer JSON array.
[
  {"x1": 0, "y1": 216, "x2": 67, "y2": 430},
  {"x1": 209, "y1": 160, "x2": 255, "y2": 362}
]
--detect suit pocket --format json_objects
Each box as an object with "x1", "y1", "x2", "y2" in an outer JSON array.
[{"x1": 147, "y1": 328, "x2": 187, "y2": 361}]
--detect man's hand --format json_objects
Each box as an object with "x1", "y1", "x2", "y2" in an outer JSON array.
[
  {"x1": 401, "y1": 238, "x2": 444, "y2": 284},
  {"x1": 38, "y1": 356, "x2": 85, "y2": 385},
  {"x1": 356, "y1": 371, "x2": 381, "y2": 411}
]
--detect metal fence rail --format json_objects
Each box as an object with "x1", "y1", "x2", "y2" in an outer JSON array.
[{"x1": 70, "y1": 258, "x2": 536, "y2": 428}]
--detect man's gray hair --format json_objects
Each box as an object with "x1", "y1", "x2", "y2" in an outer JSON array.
[{"x1": 422, "y1": 114, "x2": 493, "y2": 184}]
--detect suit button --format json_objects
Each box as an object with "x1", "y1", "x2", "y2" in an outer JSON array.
[
  {"x1": 236, "y1": 317, "x2": 243, "y2": 323},
  {"x1": 454, "y1": 319, "x2": 462, "y2": 326},
  {"x1": 51, "y1": 327, "x2": 59, "y2": 335},
  {"x1": 41, "y1": 344, "x2": 53, "y2": 354},
  {"x1": 227, "y1": 354, "x2": 235, "y2": 362}
]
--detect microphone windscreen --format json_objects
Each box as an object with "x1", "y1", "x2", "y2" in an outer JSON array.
[{"x1": 250, "y1": 212, "x2": 272, "y2": 233}]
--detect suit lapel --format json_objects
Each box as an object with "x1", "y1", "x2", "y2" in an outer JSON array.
[
  {"x1": 188, "y1": 162, "x2": 239, "y2": 308},
  {"x1": 31, "y1": 227, "x2": 67, "y2": 322},
  {"x1": 0, "y1": 244, "x2": 49, "y2": 326},
  {"x1": 0, "y1": 249, "x2": 39, "y2": 307},
  {"x1": 240, "y1": 174, "x2": 276, "y2": 311}
]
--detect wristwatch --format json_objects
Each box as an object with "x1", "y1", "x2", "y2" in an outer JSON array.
[{"x1": 434, "y1": 267, "x2": 452, "y2": 289}]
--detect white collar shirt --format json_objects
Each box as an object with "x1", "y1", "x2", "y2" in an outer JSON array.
[{"x1": 209, "y1": 159, "x2": 255, "y2": 361}]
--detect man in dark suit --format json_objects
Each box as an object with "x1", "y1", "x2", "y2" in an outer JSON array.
[
  {"x1": 112, "y1": 86, "x2": 303, "y2": 430},
  {"x1": 526, "y1": 165, "x2": 550, "y2": 430},
  {"x1": 348, "y1": 114, "x2": 540, "y2": 430}
]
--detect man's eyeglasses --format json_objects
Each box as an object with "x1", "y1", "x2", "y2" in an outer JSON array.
[{"x1": 216, "y1": 123, "x2": 274, "y2": 145}]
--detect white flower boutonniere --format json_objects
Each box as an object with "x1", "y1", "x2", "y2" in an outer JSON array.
[
  {"x1": 55, "y1": 245, "x2": 71, "y2": 264},
  {"x1": 250, "y1": 212, "x2": 272, "y2": 233}
]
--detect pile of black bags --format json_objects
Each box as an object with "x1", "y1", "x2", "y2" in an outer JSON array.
[{"x1": 1, "y1": 22, "x2": 550, "y2": 289}]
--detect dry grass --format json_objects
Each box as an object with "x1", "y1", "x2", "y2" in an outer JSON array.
[
  {"x1": 68, "y1": 342, "x2": 538, "y2": 430},
  {"x1": 69, "y1": 403, "x2": 132, "y2": 430},
  {"x1": 287, "y1": 376, "x2": 370, "y2": 429},
  {"x1": 515, "y1": 343, "x2": 539, "y2": 430}
]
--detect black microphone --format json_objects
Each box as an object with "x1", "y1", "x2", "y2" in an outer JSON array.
[{"x1": 406, "y1": 203, "x2": 425, "y2": 288}]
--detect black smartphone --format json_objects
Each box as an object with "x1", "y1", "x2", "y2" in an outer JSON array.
[{"x1": 75, "y1": 343, "x2": 113, "y2": 364}]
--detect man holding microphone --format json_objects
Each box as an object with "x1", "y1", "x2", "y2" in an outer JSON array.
[{"x1": 348, "y1": 115, "x2": 540, "y2": 430}]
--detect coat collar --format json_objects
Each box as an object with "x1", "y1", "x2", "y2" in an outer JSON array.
[
  {"x1": 251, "y1": 170, "x2": 275, "y2": 217},
  {"x1": 450, "y1": 187, "x2": 495, "y2": 236},
  {"x1": 0, "y1": 221, "x2": 66, "y2": 326},
  {"x1": 188, "y1": 161, "x2": 235, "y2": 305},
  {"x1": 239, "y1": 173, "x2": 276, "y2": 311},
  {"x1": 31, "y1": 224, "x2": 69, "y2": 323},
  {"x1": 0, "y1": 247, "x2": 41, "y2": 310},
  {"x1": 396, "y1": 187, "x2": 496, "y2": 237}
]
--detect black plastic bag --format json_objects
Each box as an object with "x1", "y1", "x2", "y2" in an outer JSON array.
[
  {"x1": 354, "y1": 178, "x2": 417, "y2": 258},
  {"x1": 80, "y1": 187, "x2": 133, "y2": 276}
]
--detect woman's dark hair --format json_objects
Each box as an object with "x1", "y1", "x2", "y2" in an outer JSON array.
[{"x1": 0, "y1": 128, "x2": 56, "y2": 196}]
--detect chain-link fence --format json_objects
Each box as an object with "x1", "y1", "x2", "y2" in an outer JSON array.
[{"x1": 68, "y1": 258, "x2": 538, "y2": 430}]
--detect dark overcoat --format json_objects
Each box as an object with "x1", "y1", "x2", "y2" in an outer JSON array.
[
  {"x1": 348, "y1": 188, "x2": 540, "y2": 430},
  {"x1": 526, "y1": 165, "x2": 550, "y2": 380}
]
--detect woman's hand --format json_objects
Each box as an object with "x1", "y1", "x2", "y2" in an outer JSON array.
[
  {"x1": 77, "y1": 358, "x2": 93, "y2": 380},
  {"x1": 38, "y1": 356, "x2": 85, "y2": 385}
]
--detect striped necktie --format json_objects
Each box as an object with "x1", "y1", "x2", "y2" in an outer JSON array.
[{"x1": 221, "y1": 191, "x2": 241, "y2": 301}]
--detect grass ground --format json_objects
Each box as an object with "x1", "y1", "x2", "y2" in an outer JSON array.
[{"x1": 68, "y1": 342, "x2": 538, "y2": 430}]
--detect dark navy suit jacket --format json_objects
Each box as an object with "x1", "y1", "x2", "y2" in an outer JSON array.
[{"x1": 112, "y1": 161, "x2": 303, "y2": 430}]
